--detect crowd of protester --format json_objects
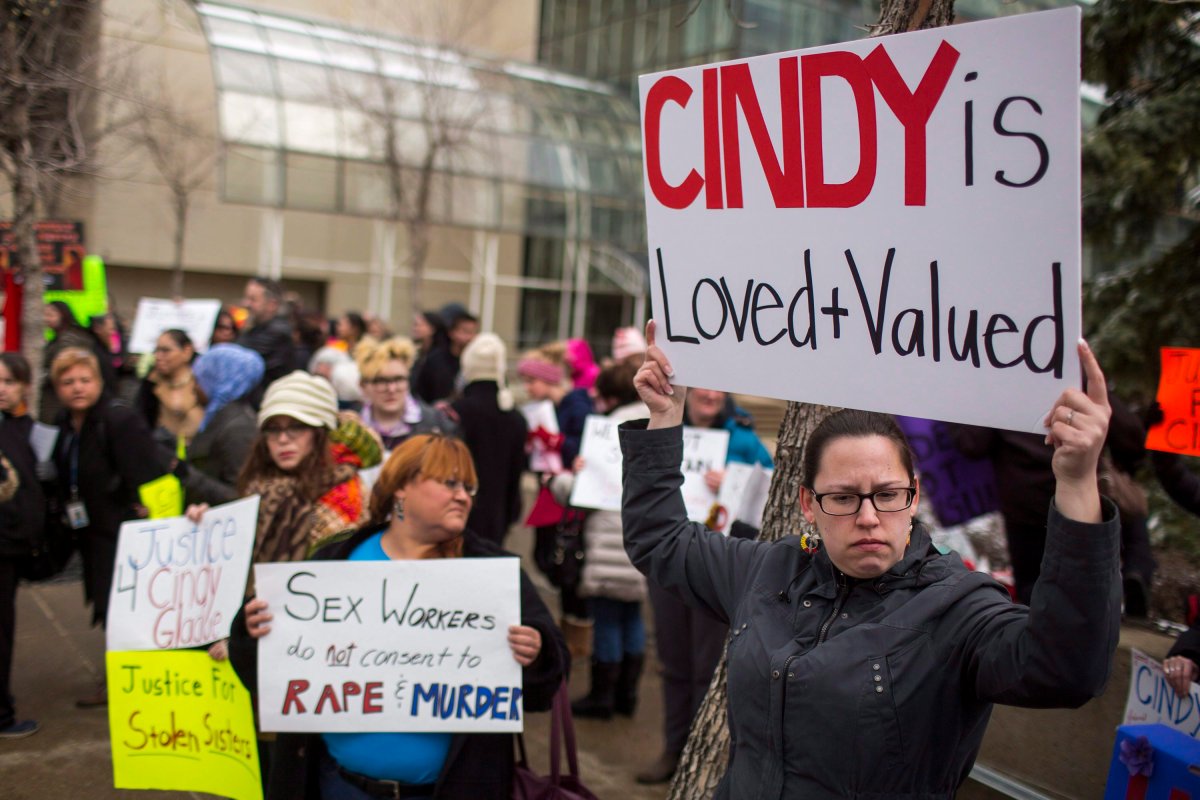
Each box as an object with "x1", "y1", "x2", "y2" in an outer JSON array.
[{"x1": 0, "y1": 279, "x2": 1193, "y2": 797}]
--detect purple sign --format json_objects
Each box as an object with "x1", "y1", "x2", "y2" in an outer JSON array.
[{"x1": 895, "y1": 416, "x2": 998, "y2": 527}]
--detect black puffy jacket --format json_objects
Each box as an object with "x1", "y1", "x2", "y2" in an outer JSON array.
[
  {"x1": 0, "y1": 414, "x2": 45, "y2": 558},
  {"x1": 620, "y1": 421, "x2": 1121, "y2": 800}
]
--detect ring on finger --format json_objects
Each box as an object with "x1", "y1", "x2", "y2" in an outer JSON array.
[{"x1": 1066, "y1": 410, "x2": 1075, "y2": 426}]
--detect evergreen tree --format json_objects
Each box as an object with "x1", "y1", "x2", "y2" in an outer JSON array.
[{"x1": 1082, "y1": 1, "x2": 1200, "y2": 402}]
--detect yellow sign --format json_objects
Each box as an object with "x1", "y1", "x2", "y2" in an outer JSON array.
[
  {"x1": 138, "y1": 474, "x2": 183, "y2": 519},
  {"x1": 107, "y1": 650, "x2": 262, "y2": 800}
]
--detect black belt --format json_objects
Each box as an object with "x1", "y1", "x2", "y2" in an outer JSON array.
[{"x1": 335, "y1": 765, "x2": 436, "y2": 799}]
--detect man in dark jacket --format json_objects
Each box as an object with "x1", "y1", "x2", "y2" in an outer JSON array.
[
  {"x1": 412, "y1": 304, "x2": 478, "y2": 404},
  {"x1": 237, "y1": 278, "x2": 295, "y2": 398},
  {"x1": 451, "y1": 334, "x2": 527, "y2": 545}
]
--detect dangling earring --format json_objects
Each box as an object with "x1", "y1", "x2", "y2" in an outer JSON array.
[
  {"x1": 906, "y1": 518, "x2": 913, "y2": 547},
  {"x1": 800, "y1": 521, "x2": 821, "y2": 554},
  {"x1": 393, "y1": 497, "x2": 405, "y2": 522}
]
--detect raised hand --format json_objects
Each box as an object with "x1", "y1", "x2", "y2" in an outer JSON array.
[
  {"x1": 1044, "y1": 340, "x2": 1111, "y2": 523},
  {"x1": 634, "y1": 320, "x2": 687, "y2": 429}
]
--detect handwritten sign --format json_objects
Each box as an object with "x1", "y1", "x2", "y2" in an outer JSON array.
[
  {"x1": 1147, "y1": 348, "x2": 1200, "y2": 458},
  {"x1": 522, "y1": 400, "x2": 563, "y2": 473},
  {"x1": 713, "y1": 462, "x2": 774, "y2": 534},
  {"x1": 106, "y1": 496, "x2": 259, "y2": 651},
  {"x1": 138, "y1": 474, "x2": 184, "y2": 520},
  {"x1": 255, "y1": 558, "x2": 522, "y2": 733},
  {"x1": 570, "y1": 415, "x2": 729, "y2": 521},
  {"x1": 896, "y1": 416, "x2": 997, "y2": 526},
  {"x1": 129, "y1": 297, "x2": 222, "y2": 354},
  {"x1": 641, "y1": 9, "x2": 1082, "y2": 433},
  {"x1": 1124, "y1": 649, "x2": 1200, "y2": 740},
  {"x1": 108, "y1": 649, "x2": 262, "y2": 800}
]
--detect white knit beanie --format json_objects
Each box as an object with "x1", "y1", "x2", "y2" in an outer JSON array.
[
  {"x1": 258, "y1": 370, "x2": 339, "y2": 429},
  {"x1": 460, "y1": 333, "x2": 514, "y2": 411}
]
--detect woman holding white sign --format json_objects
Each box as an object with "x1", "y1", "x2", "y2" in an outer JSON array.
[
  {"x1": 229, "y1": 434, "x2": 568, "y2": 800},
  {"x1": 622, "y1": 320, "x2": 1121, "y2": 798}
]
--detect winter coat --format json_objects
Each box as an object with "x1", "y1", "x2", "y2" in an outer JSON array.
[
  {"x1": 228, "y1": 527, "x2": 568, "y2": 800},
  {"x1": 412, "y1": 346, "x2": 460, "y2": 404},
  {"x1": 182, "y1": 399, "x2": 257, "y2": 506},
  {"x1": 1152, "y1": 450, "x2": 1200, "y2": 516},
  {"x1": 0, "y1": 413, "x2": 45, "y2": 558},
  {"x1": 451, "y1": 381, "x2": 528, "y2": 544},
  {"x1": 686, "y1": 404, "x2": 774, "y2": 468},
  {"x1": 619, "y1": 421, "x2": 1121, "y2": 800},
  {"x1": 237, "y1": 315, "x2": 295, "y2": 390},
  {"x1": 556, "y1": 388, "x2": 592, "y2": 466},
  {"x1": 550, "y1": 401, "x2": 648, "y2": 603}
]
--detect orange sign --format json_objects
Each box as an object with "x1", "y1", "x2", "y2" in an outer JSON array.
[{"x1": 1146, "y1": 347, "x2": 1200, "y2": 457}]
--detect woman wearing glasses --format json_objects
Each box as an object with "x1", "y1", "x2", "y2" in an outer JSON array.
[
  {"x1": 230, "y1": 434, "x2": 568, "y2": 800},
  {"x1": 236, "y1": 372, "x2": 370, "y2": 570},
  {"x1": 356, "y1": 337, "x2": 455, "y2": 452},
  {"x1": 622, "y1": 321, "x2": 1121, "y2": 799}
]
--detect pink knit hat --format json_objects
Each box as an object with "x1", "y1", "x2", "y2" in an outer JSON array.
[
  {"x1": 517, "y1": 357, "x2": 564, "y2": 385},
  {"x1": 612, "y1": 326, "x2": 647, "y2": 361}
]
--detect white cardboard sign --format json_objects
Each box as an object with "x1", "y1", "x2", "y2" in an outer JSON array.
[
  {"x1": 1124, "y1": 649, "x2": 1200, "y2": 740},
  {"x1": 129, "y1": 298, "x2": 222, "y2": 354},
  {"x1": 106, "y1": 496, "x2": 259, "y2": 651},
  {"x1": 640, "y1": 9, "x2": 1081, "y2": 433},
  {"x1": 714, "y1": 462, "x2": 774, "y2": 534},
  {"x1": 521, "y1": 400, "x2": 564, "y2": 474},
  {"x1": 255, "y1": 558, "x2": 523, "y2": 733},
  {"x1": 570, "y1": 415, "x2": 729, "y2": 521}
]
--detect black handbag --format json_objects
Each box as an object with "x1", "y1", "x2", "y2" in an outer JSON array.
[
  {"x1": 512, "y1": 681, "x2": 600, "y2": 800},
  {"x1": 17, "y1": 498, "x2": 76, "y2": 581},
  {"x1": 547, "y1": 509, "x2": 587, "y2": 591}
]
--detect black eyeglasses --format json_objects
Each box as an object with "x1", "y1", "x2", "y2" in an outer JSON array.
[
  {"x1": 366, "y1": 376, "x2": 408, "y2": 388},
  {"x1": 811, "y1": 488, "x2": 916, "y2": 516},
  {"x1": 262, "y1": 423, "x2": 313, "y2": 441}
]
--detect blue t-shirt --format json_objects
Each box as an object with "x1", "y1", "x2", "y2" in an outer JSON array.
[{"x1": 321, "y1": 532, "x2": 453, "y2": 782}]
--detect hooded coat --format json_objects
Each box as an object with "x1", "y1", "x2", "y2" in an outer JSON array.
[{"x1": 619, "y1": 421, "x2": 1121, "y2": 800}]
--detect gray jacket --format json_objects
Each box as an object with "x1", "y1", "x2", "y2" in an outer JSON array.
[
  {"x1": 183, "y1": 400, "x2": 257, "y2": 506},
  {"x1": 619, "y1": 421, "x2": 1121, "y2": 800}
]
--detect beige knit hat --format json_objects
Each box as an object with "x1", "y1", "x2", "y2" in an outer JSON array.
[
  {"x1": 460, "y1": 333, "x2": 514, "y2": 411},
  {"x1": 258, "y1": 370, "x2": 339, "y2": 430}
]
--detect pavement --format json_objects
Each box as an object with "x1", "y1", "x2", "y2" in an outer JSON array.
[{"x1": 0, "y1": 528, "x2": 671, "y2": 799}]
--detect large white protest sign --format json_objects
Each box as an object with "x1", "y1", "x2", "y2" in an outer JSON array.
[
  {"x1": 255, "y1": 558, "x2": 522, "y2": 733},
  {"x1": 129, "y1": 298, "x2": 222, "y2": 354},
  {"x1": 107, "y1": 496, "x2": 259, "y2": 651},
  {"x1": 570, "y1": 415, "x2": 728, "y2": 521},
  {"x1": 1124, "y1": 649, "x2": 1200, "y2": 740},
  {"x1": 641, "y1": 9, "x2": 1081, "y2": 433}
]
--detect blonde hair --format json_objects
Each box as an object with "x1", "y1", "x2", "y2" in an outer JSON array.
[
  {"x1": 50, "y1": 347, "x2": 101, "y2": 386},
  {"x1": 355, "y1": 336, "x2": 416, "y2": 380}
]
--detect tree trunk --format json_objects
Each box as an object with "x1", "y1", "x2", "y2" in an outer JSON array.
[
  {"x1": 171, "y1": 189, "x2": 188, "y2": 298},
  {"x1": 664, "y1": 3, "x2": 956, "y2": 796},
  {"x1": 15, "y1": 162, "x2": 46, "y2": 416}
]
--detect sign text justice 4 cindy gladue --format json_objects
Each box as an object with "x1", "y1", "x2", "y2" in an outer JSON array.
[{"x1": 641, "y1": 8, "x2": 1082, "y2": 432}]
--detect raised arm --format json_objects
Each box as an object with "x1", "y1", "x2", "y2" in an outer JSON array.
[
  {"x1": 620, "y1": 321, "x2": 765, "y2": 622},
  {"x1": 964, "y1": 341, "x2": 1121, "y2": 706}
]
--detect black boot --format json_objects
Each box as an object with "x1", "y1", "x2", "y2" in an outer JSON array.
[
  {"x1": 614, "y1": 653, "x2": 644, "y2": 717},
  {"x1": 571, "y1": 661, "x2": 620, "y2": 720}
]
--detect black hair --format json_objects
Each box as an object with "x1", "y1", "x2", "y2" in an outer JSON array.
[
  {"x1": 159, "y1": 328, "x2": 194, "y2": 351},
  {"x1": 249, "y1": 277, "x2": 284, "y2": 303},
  {"x1": 48, "y1": 300, "x2": 84, "y2": 331},
  {"x1": 801, "y1": 409, "x2": 915, "y2": 489},
  {"x1": 594, "y1": 360, "x2": 639, "y2": 409},
  {"x1": 342, "y1": 311, "x2": 366, "y2": 340},
  {"x1": 0, "y1": 352, "x2": 32, "y2": 385}
]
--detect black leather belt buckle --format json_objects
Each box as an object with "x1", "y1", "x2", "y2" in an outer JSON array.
[{"x1": 335, "y1": 764, "x2": 436, "y2": 798}]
